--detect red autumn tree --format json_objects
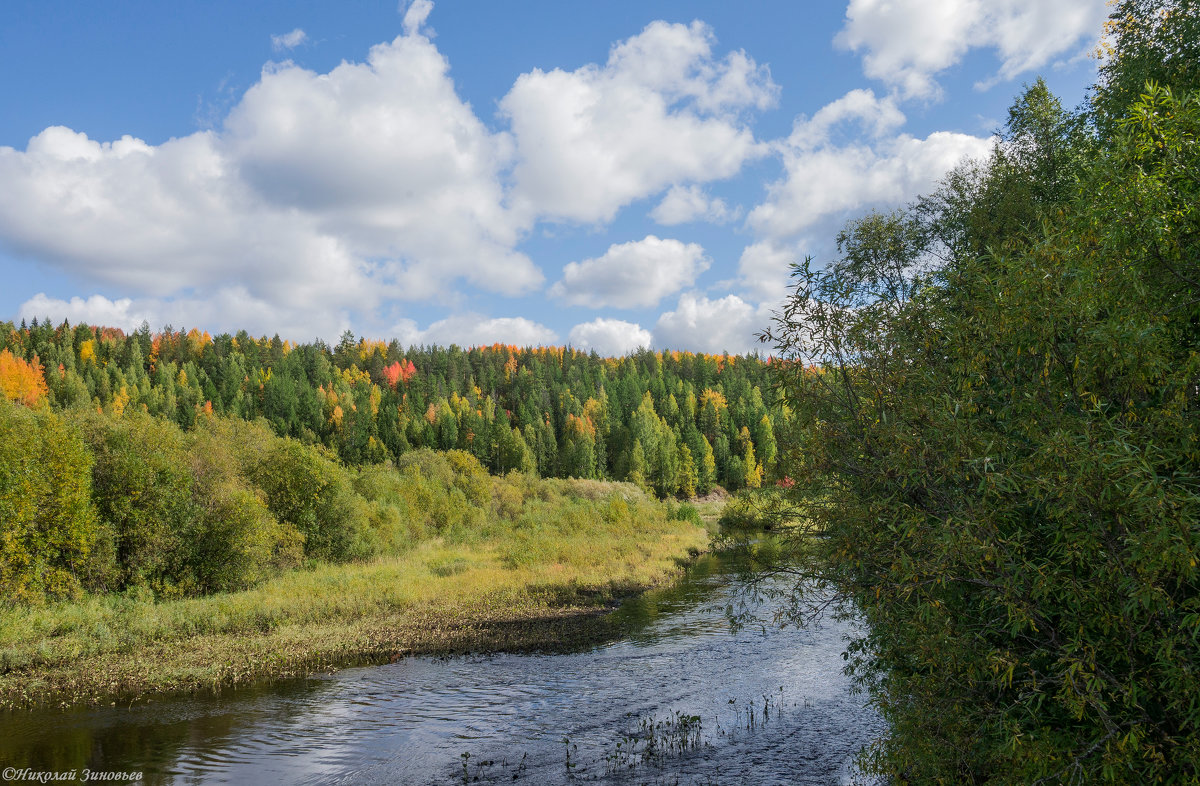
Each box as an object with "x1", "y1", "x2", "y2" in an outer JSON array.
[{"x1": 382, "y1": 359, "x2": 418, "y2": 389}]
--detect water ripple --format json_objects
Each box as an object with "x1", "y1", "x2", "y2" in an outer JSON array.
[{"x1": 1, "y1": 553, "x2": 883, "y2": 785}]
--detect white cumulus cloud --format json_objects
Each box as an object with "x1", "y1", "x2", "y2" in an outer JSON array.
[
  {"x1": 18, "y1": 289, "x2": 356, "y2": 342},
  {"x1": 417, "y1": 314, "x2": 558, "y2": 348},
  {"x1": 650, "y1": 184, "x2": 737, "y2": 225},
  {"x1": 500, "y1": 20, "x2": 777, "y2": 224},
  {"x1": 749, "y1": 130, "x2": 991, "y2": 242},
  {"x1": 0, "y1": 15, "x2": 544, "y2": 339},
  {"x1": 736, "y1": 241, "x2": 804, "y2": 304},
  {"x1": 653, "y1": 292, "x2": 774, "y2": 355},
  {"x1": 402, "y1": 0, "x2": 434, "y2": 34},
  {"x1": 225, "y1": 31, "x2": 540, "y2": 299},
  {"x1": 550, "y1": 235, "x2": 710, "y2": 309},
  {"x1": 836, "y1": 0, "x2": 1109, "y2": 98},
  {"x1": 737, "y1": 89, "x2": 992, "y2": 301},
  {"x1": 569, "y1": 318, "x2": 652, "y2": 356},
  {"x1": 19, "y1": 294, "x2": 147, "y2": 331}
]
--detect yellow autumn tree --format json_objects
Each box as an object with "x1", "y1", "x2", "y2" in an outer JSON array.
[{"x1": 0, "y1": 350, "x2": 48, "y2": 407}]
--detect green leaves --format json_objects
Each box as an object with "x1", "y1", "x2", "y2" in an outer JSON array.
[
  {"x1": 0, "y1": 402, "x2": 95, "y2": 603},
  {"x1": 768, "y1": 65, "x2": 1200, "y2": 783}
]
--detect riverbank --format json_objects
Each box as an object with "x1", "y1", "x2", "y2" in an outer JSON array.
[{"x1": 0, "y1": 481, "x2": 708, "y2": 711}]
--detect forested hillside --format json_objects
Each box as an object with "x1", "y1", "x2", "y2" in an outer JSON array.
[{"x1": 0, "y1": 324, "x2": 781, "y2": 496}]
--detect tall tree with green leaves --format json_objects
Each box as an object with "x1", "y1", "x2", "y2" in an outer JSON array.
[{"x1": 763, "y1": 9, "x2": 1200, "y2": 776}]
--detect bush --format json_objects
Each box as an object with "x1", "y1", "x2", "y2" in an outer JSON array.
[
  {"x1": 71, "y1": 411, "x2": 195, "y2": 596},
  {"x1": 352, "y1": 464, "x2": 428, "y2": 551},
  {"x1": 394, "y1": 449, "x2": 486, "y2": 539},
  {"x1": 444, "y1": 449, "x2": 491, "y2": 507},
  {"x1": 717, "y1": 488, "x2": 791, "y2": 530},
  {"x1": 0, "y1": 402, "x2": 97, "y2": 603},
  {"x1": 667, "y1": 501, "x2": 702, "y2": 528},
  {"x1": 765, "y1": 78, "x2": 1200, "y2": 780},
  {"x1": 186, "y1": 429, "x2": 303, "y2": 593},
  {"x1": 248, "y1": 439, "x2": 371, "y2": 563}
]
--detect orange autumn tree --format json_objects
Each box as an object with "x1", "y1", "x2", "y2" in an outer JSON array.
[
  {"x1": 381, "y1": 359, "x2": 417, "y2": 389},
  {"x1": 0, "y1": 350, "x2": 48, "y2": 406}
]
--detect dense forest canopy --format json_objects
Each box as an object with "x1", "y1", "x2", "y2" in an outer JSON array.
[
  {"x1": 764, "y1": 0, "x2": 1200, "y2": 781},
  {"x1": 0, "y1": 324, "x2": 782, "y2": 497}
]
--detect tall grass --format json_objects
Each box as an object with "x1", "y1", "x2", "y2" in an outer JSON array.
[{"x1": 0, "y1": 473, "x2": 707, "y2": 708}]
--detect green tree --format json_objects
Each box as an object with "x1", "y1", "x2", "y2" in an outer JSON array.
[
  {"x1": 0, "y1": 402, "x2": 97, "y2": 602},
  {"x1": 76, "y1": 412, "x2": 196, "y2": 595},
  {"x1": 752, "y1": 414, "x2": 777, "y2": 478},
  {"x1": 248, "y1": 439, "x2": 369, "y2": 563},
  {"x1": 764, "y1": 78, "x2": 1200, "y2": 782},
  {"x1": 1094, "y1": 0, "x2": 1200, "y2": 129},
  {"x1": 627, "y1": 439, "x2": 648, "y2": 492},
  {"x1": 678, "y1": 442, "x2": 698, "y2": 499}
]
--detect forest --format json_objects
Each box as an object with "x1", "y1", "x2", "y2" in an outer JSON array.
[
  {"x1": 0, "y1": 323, "x2": 779, "y2": 495},
  {"x1": 0, "y1": 328, "x2": 775, "y2": 605}
]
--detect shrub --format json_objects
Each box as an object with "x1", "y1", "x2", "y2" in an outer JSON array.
[
  {"x1": 394, "y1": 449, "x2": 485, "y2": 538},
  {"x1": 717, "y1": 488, "x2": 791, "y2": 530},
  {"x1": 667, "y1": 502, "x2": 702, "y2": 528},
  {"x1": 70, "y1": 411, "x2": 195, "y2": 596},
  {"x1": 186, "y1": 429, "x2": 303, "y2": 592},
  {"x1": 0, "y1": 402, "x2": 97, "y2": 603},
  {"x1": 247, "y1": 439, "x2": 371, "y2": 563},
  {"x1": 765, "y1": 78, "x2": 1200, "y2": 781}
]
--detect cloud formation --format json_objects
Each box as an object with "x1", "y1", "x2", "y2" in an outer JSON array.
[
  {"x1": 738, "y1": 89, "x2": 992, "y2": 301},
  {"x1": 0, "y1": 14, "x2": 538, "y2": 339},
  {"x1": 18, "y1": 289, "x2": 354, "y2": 342},
  {"x1": 270, "y1": 28, "x2": 308, "y2": 52},
  {"x1": 397, "y1": 313, "x2": 558, "y2": 348},
  {"x1": 501, "y1": 20, "x2": 776, "y2": 224},
  {"x1": 653, "y1": 292, "x2": 774, "y2": 355},
  {"x1": 0, "y1": 9, "x2": 785, "y2": 347},
  {"x1": 3, "y1": 2, "x2": 1094, "y2": 352},
  {"x1": 837, "y1": 0, "x2": 1108, "y2": 98},
  {"x1": 550, "y1": 236, "x2": 709, "y2": 309},
  {"x1": 569, "y1": 318, "x2": 653, "y2": 356},
  {"x1": 650, "y1": 184, "x2": 737, "y2": 225},
  {"x1": 225, "y1": 31, "x2": 539, "y2": 300}
]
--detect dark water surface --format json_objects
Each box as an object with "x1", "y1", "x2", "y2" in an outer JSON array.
[{"x1": 1, "y1": 553, "x2": 883, "y2": 784}]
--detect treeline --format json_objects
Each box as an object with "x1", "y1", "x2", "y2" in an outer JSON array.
[
  {"x1": 766, "y1": 1, "x2": 1199, "y2": 782},
  {"x1": 0, "y1": 327, "x2": 782, "y2": 496}
]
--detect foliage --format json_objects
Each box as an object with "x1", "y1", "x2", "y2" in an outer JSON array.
[
  {"x1": 764, "y1": 9, "x2": 1200, "y2": 780},
  {"x1": 1094, "y1": 0, "x2": 1200, "y2": 130},
  {"x1": 247, "y1": 438, "x2": 370, "y2": 564},
  {"x1": 186, "y1": 426, "x2": 304, "y2": 593},
  {"x1": 0, "y1": 321, "x2": 783, "y2": 498},
  {"x1": 716, "y1": 487, "x2": 795, "y2": 532},
  {"x1": 0, "y1": 466, "x2": 708, "y2": 710},
  {"x1": 70, "y1": 411, "x2": 197, "y2": 596},
  {"x1": 0, "y1": 402, "x2": 96, "y2": 602},
  {"x1": 0, "y1": 350, "x2": 47, "y2": 407}
]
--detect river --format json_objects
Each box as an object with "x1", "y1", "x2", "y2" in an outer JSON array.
[{"x1": 1, "y1": 551, "x2": 883, "y2": 784}]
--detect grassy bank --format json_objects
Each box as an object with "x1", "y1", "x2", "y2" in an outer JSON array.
[{"x1": 0, "y1": 478, "x2": 707, "y2": 710}]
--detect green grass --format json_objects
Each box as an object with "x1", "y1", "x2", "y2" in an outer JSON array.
[{"x1": 0, "y1": 478, "x2": 707, "y2": 710}]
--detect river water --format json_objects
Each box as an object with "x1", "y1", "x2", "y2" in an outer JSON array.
[{"x1": 1, "y1": 552, "x2": 883, "y2": 784}]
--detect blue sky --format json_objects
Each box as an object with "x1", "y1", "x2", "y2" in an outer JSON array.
[{"x1": 0, "y1": 0, "x2": 1107, "y2": 354}]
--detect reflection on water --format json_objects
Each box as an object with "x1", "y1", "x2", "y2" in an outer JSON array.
[{"x1": 0, "y1": 552, "x2": 883, "y2": 785}]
